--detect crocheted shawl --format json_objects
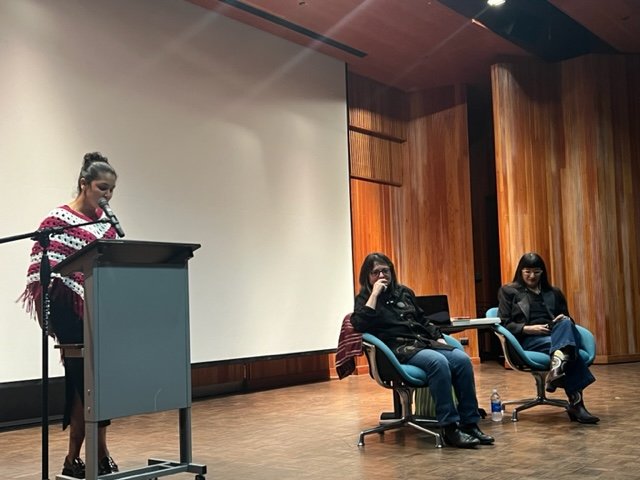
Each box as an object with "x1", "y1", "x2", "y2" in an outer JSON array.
[{"x1": 21, "y1": 204, "x2": 118, "y2": 320}]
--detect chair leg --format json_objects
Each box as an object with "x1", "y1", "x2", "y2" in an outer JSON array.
[
  {"x1": 504, "y1": 371, "x2": 569, "y2": 421},
  {"x1": 358, "y1": 419, "x2": 407, "y2": 446},
  {"x1": 358, "y1": 387, "x2": 443, "y2": 447},
  {"x1": 358, "y1": 415, "x2": 444, "y2": 447},
  {"x1": 407, "y1": 419, "x2": 443, "y2": 448}
]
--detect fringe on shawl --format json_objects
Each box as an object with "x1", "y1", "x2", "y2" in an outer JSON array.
[{"x1": 18, "y1": 279, "x2": 84, "y2": 322}]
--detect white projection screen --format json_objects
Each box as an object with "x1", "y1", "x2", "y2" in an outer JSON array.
[{"x1": 0, "y1": 0, "x2": 353, "y2": 382}]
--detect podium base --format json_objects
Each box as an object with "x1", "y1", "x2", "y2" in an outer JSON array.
[{"x1": 55, "y1": 459, "x2": 206, "y2": 480}]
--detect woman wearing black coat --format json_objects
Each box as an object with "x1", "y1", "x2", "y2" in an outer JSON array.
[
  {"x1": 351, "y1": 252, "x2": 494, "y2": 448},
  {"x1": 498, "y1": 252, "x2": 598, "y2": 423}
]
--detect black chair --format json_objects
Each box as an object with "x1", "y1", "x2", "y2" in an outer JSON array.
[{"x1": 358, "y1": 332, "x2": 464, "y2": 447}]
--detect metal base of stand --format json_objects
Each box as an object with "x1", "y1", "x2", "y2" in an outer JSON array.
[{"x1": 55, "y1": 459, "x2": 206, "y2": 480}]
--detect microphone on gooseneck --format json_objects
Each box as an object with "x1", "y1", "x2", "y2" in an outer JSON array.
[{"x1": 98, "y1": 197, "x2": 125, "y2": 237}]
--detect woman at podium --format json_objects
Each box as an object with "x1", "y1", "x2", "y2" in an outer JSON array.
[{"x1": 21, "y1": 152, "x2": 121, "y2": 478}]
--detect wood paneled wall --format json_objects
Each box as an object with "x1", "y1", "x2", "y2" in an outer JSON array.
[
  {"x1": 191, "y1": 353, "x2": 331, "y2": 397},
  {"x1": 348, "y1": 74, "x2": 481, "y2": 361},
  {"x1": 492, "y1": 54, "x2": 640, "y2": 363}
]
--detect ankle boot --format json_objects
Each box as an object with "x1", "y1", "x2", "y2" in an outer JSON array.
[
  {"x1": 567, "y1": 390, "x2": 599, "y2": 424},
  {"x1": 545, "y1": 350, "x2": 567, "y2": 393},
  {"x1": 61, "y1": 457, "x2": 85, "y2": 479},
  {"x1": 98, "y1": 455, "x2": 119, "y2": 475}
]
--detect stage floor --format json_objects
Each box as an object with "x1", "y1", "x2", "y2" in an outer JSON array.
[{"x1": 2, "y1": 361, "x2": 638, "y2": 479}]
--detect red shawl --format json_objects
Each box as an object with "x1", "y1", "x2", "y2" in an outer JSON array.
[{"x1": 20, "y1": 204, "x2": 118, "y2": 320}]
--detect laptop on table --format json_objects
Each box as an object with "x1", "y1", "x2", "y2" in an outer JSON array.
[{"x1": 414, "y1": 294, "x2": 452, "y2": 327}]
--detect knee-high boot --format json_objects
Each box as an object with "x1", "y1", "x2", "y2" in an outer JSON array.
[{"x1": 567, "y1": 390, "x2": 599, "y2": 424}]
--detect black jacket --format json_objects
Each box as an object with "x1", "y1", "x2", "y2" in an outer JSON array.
[
  {"x1": 497, "y1": 282, "x2": 571, "y2": 338},
  {"x1": 350, "y1": 285, "x2": 451, "y2": 363}
]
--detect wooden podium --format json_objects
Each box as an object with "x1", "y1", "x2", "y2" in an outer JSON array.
[{"x1": 53, "y1": 239, "x2": 205, "y2": 480}]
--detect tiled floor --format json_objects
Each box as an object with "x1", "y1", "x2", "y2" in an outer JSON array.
[{"x1": 2, "y1": 361, "x2": 639, "y2": 479}]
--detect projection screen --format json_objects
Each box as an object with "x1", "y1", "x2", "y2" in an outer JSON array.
[{"x1": 0, "y1": 0, "x2": 353, "y2": 382}]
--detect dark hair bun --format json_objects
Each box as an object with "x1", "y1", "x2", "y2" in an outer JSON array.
[{"x1": 83, "y1": 151, "x2": 109, "y2": 167}]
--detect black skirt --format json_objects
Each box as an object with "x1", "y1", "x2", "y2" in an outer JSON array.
[{"x1": 50, "y1": 299, "x2": 110, "y2": 429}]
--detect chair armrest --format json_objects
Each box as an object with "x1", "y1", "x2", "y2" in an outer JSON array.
[
  {"x1": 576, "y1": 325, "x2": 596, "y2": 365},
  {"x1": 362, "y1": 333, "x2": 407, "y2": 373},
  {"x1": 443, "y1": 334, "x2": 464, "y2": 351},
  {"x1": 493, "y1": 324, "x2": 549, "y2": 370},
  {"x1": 361, "y1": 333, "x2": 428, "y2": 386},
  {"x1": 485, "y1": 307, "x2": 499, "y2": 318}
]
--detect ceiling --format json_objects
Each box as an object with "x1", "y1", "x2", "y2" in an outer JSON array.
[{"x1": 187, "y1": 0, "x2": 640, "y2": 92}]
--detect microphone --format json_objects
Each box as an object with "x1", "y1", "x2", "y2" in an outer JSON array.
[{"x1": 98, "y1": 197, "x2": 125, "y2": 237}]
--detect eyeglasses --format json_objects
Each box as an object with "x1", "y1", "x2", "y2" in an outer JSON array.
[
  {"x1": 522, "y1": 269, "x2": 543, "y2": 277},
  {"x1": 369, "y1": 267, "x2": 391, "y2": 276}
]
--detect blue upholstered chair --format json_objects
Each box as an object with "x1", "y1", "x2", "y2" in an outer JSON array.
[
  {"x1": 486, "y1": 307, "x2": 596, "y2": 421},
  {"x1": 358, "y1": 332, "x2": 464, "y2": 447}
]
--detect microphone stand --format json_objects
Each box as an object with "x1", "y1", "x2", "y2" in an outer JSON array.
[{"x1": 0, "y1": 218, "x2": 110, "y2": 480}]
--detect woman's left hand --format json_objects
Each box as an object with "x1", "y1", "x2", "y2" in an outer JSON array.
[{"x1": 552, "y1": 314, "x2": 565, "y2": 323}]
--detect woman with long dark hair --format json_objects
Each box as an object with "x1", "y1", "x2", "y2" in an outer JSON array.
[
  {"x1": 498, "y1": 252, "x2": 599, "y2": 423},
  {"x1": 351, "y1": 252, "x2": 493, "y2": 448}
]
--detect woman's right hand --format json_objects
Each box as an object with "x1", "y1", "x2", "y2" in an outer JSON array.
[
  {"x1": 365, "y1": 279, "x2": 389, "y2": 309},
  {"x1": 371, "y1": 278, "x2": 389, "y2": 297},
  {"x1": 523, "y1": 324, "x2": 551, "y2": 335}
]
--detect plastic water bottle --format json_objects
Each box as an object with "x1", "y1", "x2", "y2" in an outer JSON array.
[{"x1": 490, "y1": 388, "x2": 503, "y2": 422}]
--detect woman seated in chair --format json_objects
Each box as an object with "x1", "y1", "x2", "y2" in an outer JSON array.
[
  {"x1": 498, "y1": 252, "x2": 599, "y2": 423},
  {"x1": 350, "y1": 252, "x2": 493, "y2": 448}
]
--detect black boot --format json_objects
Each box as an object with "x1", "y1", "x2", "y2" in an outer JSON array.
[
  {"x1": 441, "y1": 423, "x2": 480, "y2": 448},
  {"x1": 567, "y1": 390, "x2": 599, "y2": 424},
  {"x1": 545, "y1": 350, "x2": 568, "y2": 393}
]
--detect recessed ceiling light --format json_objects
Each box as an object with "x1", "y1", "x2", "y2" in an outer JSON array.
[{"x1": 487, "y1": 0, "x2": 506, "y2": 6}]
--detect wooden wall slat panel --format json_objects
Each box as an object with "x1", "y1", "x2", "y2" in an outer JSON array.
[
  {"x1": 492, "y1": 54, "x2": 640, "y2": 363},
  {"x1": 348, "y1": 73, "x2": 407, "y2": 141},
  {"x1": 400, "y1": 86, "x2": 479, "y2": 358},
  {"x1": 349, "y1": 130, "x2": 404, "y2": 185},
  {"x1": 350, "y1": 178, "x2": 396, "y2": 292},
  {"x1": 491, "y1": 62, "x2": 562, "y2": 284},
  {"x1": 559, "y1": 55, "x2": 640, "y2": 359}
]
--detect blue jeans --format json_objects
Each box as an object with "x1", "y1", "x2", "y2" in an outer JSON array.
[
  {"x1": 520, "y1": 317, "x2": 595, "y2": 393},
  {"x1": 406, "y1": 348, "x2": 481, "y2": 426}
]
